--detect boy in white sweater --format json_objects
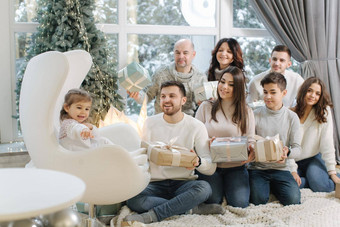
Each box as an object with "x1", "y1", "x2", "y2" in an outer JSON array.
[
  {"x1": 124, "y1": 81, "x2": 223, "y2": 225},
  {"x1": 248, "y1": 72, "x2": 302, "y2": 206},
  {"x1": 247, "y1": 45, "x2": 304, "y2": 107}
]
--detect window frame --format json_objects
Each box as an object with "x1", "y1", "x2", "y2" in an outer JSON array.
[{"x1": 0, "y1": 0, "x2": 270, "y2": 143}]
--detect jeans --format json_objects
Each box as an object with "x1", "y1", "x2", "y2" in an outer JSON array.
[
  {"x1": 297, "y1": 153, "x2": 339, "y2": 192},
  {"x1": 197, "y1": 165, "x2": 250, "y2": 208},
  {"x1": 126, "y1": 179, "x2": 212, "y2": 221},
  {"x1": 249, "y1": 169, "x2": 300, "y2": 206}
]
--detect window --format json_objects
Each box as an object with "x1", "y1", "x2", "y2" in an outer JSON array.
[{"x1": 1, "y1": 0, "x2": 288, "y2": 143}]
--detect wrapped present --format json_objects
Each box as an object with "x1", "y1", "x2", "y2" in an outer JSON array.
[
  {"x1": 118, "y1": 61, "x2": 151, "y2": 92},
  {"x1": 248, "y1": 100, "x2": 265, "y2": 110},
  {"x1": 210, "y1": 136, "x2": 248, "y2": 163},
  {"x1": 335, "y1": 183, "x2": 340, "y2": 199},
  {"x1": 194, "y1": 81, "x2": 218, "y2": 102},
  {"x1": 254, "y1": 134, "x2": 283, "y2": 162},
  {"x1": 141, "y1": 138, "x2": 197, "y2": 168}
]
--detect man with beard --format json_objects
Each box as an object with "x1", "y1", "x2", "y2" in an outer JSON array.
[
  {"x1": 123, "y1": 81, "x2": 224, "y2": 225},
  {"x1": 247, "y1": 45, "x2": 304, "y2": 107},
  {"x1": 128, "y1": 39, "x2": 207, "y2": 116}
]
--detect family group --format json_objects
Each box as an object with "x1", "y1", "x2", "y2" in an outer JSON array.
[{"x1": 57, "y1": 38, "x2": 339, "y2": 225}]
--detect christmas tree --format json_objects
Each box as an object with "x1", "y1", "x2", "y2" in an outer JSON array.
[{"x1": 16, "y1": 0, "x2": 124, "y2": 126}]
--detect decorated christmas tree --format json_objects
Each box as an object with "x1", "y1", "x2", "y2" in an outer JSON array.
[{"x1": 16, "y1": 0, "x2": 124, "y2": 126}]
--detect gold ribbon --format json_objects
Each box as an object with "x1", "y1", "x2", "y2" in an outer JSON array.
[{"x1": 148, "y1": 137, "x2": 187, "y2": 167}]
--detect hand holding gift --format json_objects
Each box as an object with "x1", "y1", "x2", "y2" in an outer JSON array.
[
  {"x1": 186, "y1": 149, "x2": 200, "y2": 170},
  {"x1": 241, "y1": 144, "x2": 255, "y2": 164}
]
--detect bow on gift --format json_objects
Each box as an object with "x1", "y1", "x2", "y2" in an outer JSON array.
[{"x1": 149, "y1": 137, "x2": 189, "y2": 167}]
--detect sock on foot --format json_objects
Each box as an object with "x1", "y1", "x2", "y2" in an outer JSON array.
[
  {"x1": 192, "y1": 203, "x2": 225, "y2": 215},
  {"x1": 123, "y1": 210, "x2": 158, "y2": 224}
]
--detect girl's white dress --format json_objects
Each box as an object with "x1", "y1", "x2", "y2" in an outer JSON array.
[{"x1": 59, "y1": 119, "x2": 113, "y2": 151}]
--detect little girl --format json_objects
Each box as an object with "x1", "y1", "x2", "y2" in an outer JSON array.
[{"x1": 59, "y1": 88, "x2": 113, "y2": 151}]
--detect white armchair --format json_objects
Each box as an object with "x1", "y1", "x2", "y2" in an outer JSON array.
[{"x1": 19, "y1": 50, "x2": 150, "y2": 225}]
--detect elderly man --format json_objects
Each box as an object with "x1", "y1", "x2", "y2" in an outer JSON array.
[
  {"x1": 128, "y1": 39, "x2": 207, "y2": 116},
  {"x1": 247, "y1": 45, "x2": 304, "y2": 107}
]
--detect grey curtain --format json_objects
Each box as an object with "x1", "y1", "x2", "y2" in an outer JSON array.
[{"x1": 249, "y1": 0, "x2": 340, "y2": 163}]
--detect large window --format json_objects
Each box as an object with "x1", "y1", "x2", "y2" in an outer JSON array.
[{"x1": 1, "y1": 0, "x2": 283, "y2": 143}]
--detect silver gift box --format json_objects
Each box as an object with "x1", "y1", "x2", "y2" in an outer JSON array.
[
  {"x1": 194, "y1": 81, "x2": 218, "y2": 102},
  {"x1": 210, "y1": 136, "x2": 248, "y2": 163}
]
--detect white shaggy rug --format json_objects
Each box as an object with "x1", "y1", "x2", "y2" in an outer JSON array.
[{"x1": 112, "y1": 189, "x2": 340, "y2": 227}]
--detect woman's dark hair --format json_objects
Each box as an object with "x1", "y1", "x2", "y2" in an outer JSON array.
[
  {"x1": 293, "y1": 77, "x2": 332, "y2": 123},
  {"x1": 208, "y1": 38, "x2": 244, "y2": 81},
  {"x1": 211, "y1": 66, "x2": 248, "y2": 134}
]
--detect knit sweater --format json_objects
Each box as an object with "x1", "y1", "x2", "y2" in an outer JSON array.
[
  {"x1": 195, "y1": 100, "x2": 255, "y2": 168},
  {"x1": 138, "y1": 62, "x2": 207, "y2": 116},
  {"x1": 288, "y1": 107, "x2": 337, "y2": 175},
  {"x1": 142, "y1": 113, "x2": 216, "y2": 181},
  {"x1": 248, "y1": 106, "x2": 302, "y2": 171},
  {"x1": 247, "y1": 69, "x2": 304, "y2": 107}
]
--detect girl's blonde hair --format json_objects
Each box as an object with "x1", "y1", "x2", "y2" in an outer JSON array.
[{"x1": 60, "y1": 88, "x2": 92, "y2": 121}]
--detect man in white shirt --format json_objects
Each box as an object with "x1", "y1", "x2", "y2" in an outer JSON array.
[
  {"x1": 124, "y1": 81, "x2": 223, "y2": 225},
  {"x1": 247, "y1": 45, "x2": 304, "y2": 107}
]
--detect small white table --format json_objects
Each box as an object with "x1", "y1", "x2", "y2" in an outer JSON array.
[{"x1": 0, "y1": 168, "x2": 86, "y2": 222}]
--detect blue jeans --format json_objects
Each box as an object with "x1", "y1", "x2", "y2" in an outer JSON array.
[
  {"x1": 197, "y1": 165, "x2": 250, "y2": 208},
  {"x1": 297, "y1": 153, "x2": 339, "y2": 192},
  {"x1": 249, "y1": 169, "x2": 300, "y2": 206},
  {"x1": 126, "y1": 179, "x2": 211, "y2": 221}
]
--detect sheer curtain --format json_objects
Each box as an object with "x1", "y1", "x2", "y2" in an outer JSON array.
[{"x1": 249, "y1": 0, "x2": 340, "y2": 162}]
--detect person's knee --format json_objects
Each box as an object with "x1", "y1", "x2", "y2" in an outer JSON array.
[
  {"x1": 309, "y1": 180, "x2": 334, "y2": 192},
  {"x1": 127, "y1": 196, "x2": 148, "y2": 213},
  {"x1": 250, "y1": 192, "x2": 269, "y2": 205},
  {"x1": 280, "y1": 191, "x2": 300, "y2": 205}
]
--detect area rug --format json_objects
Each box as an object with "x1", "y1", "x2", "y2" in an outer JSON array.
[{"x1": 112, "y1": 189, "x2": 340, "y2": 226}]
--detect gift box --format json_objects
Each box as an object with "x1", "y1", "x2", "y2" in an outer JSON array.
[
  {"x1": 210, "y1": 137, "x2": 248, "y2": 163},
  {"x1": 254, "y1": 134, "x2": 283, "y2": 162},
  {"x1": 248, "y1": 100, "x2": 265, "y2": 110},
  {"x1": 141, "y1": 140, "x2": 197, "y2": 168},
  {"x1": 194, "y1": 81, "x2": 218, "y2": 102},
  {"x1": 335, "y1": 183, "x2": 340, "y2": 199},
  {"x1": 118, "y1": 61, "x2": 151, "y2": 92}
]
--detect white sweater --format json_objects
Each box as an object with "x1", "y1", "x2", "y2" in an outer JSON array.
[
  {"x1": 247, "y1": 69, "x2": 304, "y2": 107},
  {"x1": 288, "y1": 107, "x2": 337, "y2": 175},
  {"x1": 59, "y1": 119, "x2": 112, "y2": 151},
  {"x1": 142, "y1": 113, "x2": 216, "y2": 181}
]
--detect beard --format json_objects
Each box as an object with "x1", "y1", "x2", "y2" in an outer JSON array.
[{"x1": 161, "y1": 103, "x2": 182, "y2": 116}]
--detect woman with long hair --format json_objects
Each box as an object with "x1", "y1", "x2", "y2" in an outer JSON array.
[
  {"x1": 195, "y1": 66, "x2": 255, "y2": 208},
  {"x1": 291, "y1": 77, "x2": 340, "y2": 192},
  {"x1": 207, "y1": 38, "x2": 244, "y2": 81}
]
